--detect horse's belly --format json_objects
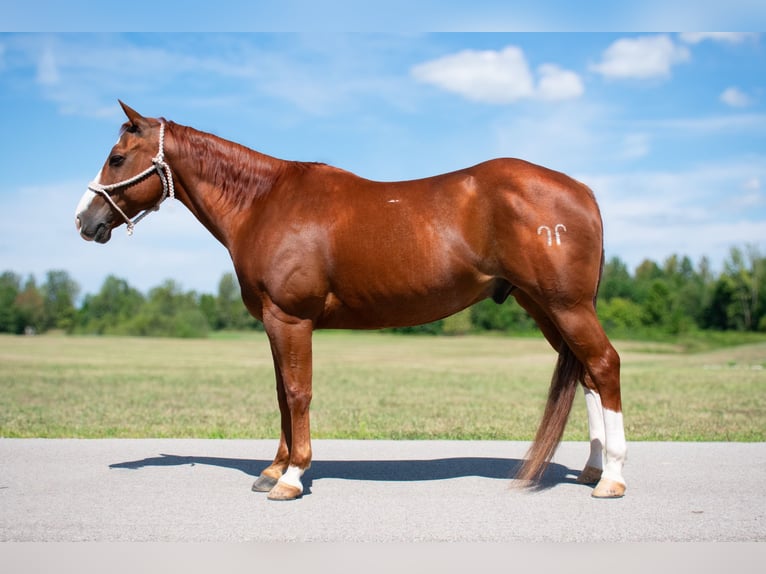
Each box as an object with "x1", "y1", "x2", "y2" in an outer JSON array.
[{"x1": 317, "y1": 271, "x2": 494, "y2": 330}]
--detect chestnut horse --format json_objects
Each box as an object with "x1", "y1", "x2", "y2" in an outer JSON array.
[{"x1": 76, "y1": 102, "x2": 626, "y2": 500}]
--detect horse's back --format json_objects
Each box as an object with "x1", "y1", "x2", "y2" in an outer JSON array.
[{"x1": 296, "y1": 157, "x2": 600, "y2": 231}]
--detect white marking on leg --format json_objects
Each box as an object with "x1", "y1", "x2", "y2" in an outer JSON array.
[
  {"x1": 278, "y1": 465, "x2": 304, "y2": 492},
  {"x1": 583, "y1": 387, "x2": 605, "y2": 469},
  {"x1": 602, "y1": 408, "x2": 627, "y2": 485}
]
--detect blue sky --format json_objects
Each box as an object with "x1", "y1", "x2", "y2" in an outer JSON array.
[{"x1": 1, "y1": 31, "x2": 764, "y2": 297}]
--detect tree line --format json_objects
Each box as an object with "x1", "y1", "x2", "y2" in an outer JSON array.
[{"x1": 1, "y1": 245, "x2": 764, "y2": 338}]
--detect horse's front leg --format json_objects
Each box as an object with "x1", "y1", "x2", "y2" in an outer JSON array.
[
  {"x1": 252, "y1": 362, "x2": 292, "y2": 493},
  {"x1": 259, "y1": 312, "x2": 314, "y2": 501}
]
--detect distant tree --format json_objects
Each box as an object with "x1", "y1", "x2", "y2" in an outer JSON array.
[
  {"x1": 387, "y1": 320, "x2": 444, "y2": 335},
  {"x1": 470, "y1": 299, "x2": 535, "y2": 332},
  {"x1": 215, "y1": 272, "x2": 259, "y2": 330},
  {"x1": 703, "y1": 276, "x2": 736, "y2": 330},
  {"x1": 41, "y1": 270, "x2": 79, "y2": 331},
  {"x1": 677, "y1": 256, "x2": 715, "y2": 329},
  {"x1": 0, "y1": 272, "x2": 22, "y2": 333},
  {"x1": 635, "y1": 259, "x2": 663, "y2": 282},
  {"x1": 75, "y1": 275, "x2": 145, "y2": 335},
  {"x1": 15, "y1": 276, "x2": 45, "y2": 334},
  {"x1": 660, "y1": 254, "x2": 708, "y2": 332},
  {"x1": 216, "y1": 273, "x2": 240, "y2": 328},
  {"x1": 199, "y1": 293, "x2": 219, "y2": 330},
  {"x1": 599, "y1": 256, "x2": 636, "y2": 301},
  {"x1": 442, "y1": 308, "x2": 473, "y2": 335},
  {"x1": 128, "y1": 279, "x2": 210, "y2": 338},
  {"x1": 709, "y1": 245, "x2": 764, "y2": 331},
  {"x1": 758, "y1": 255, "x2": 766, "y2": 332},
  {"x1": 641, "y1": 279, "x2": 674, "y2": 329},
  {"x1": 633, "y1": 259, "x2": 663, "y2": 303},
  {"x1": 598, "y1": 297, "x2": 643, "y2": 333}
]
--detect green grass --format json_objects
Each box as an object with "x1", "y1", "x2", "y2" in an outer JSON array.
[{"x1": 1, "y1": 332, "x2": 764, "y2": 441}]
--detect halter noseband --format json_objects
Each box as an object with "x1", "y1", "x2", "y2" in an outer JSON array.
[{"x1": 87, "y1": 122, "x2": 175, "y2": 236}]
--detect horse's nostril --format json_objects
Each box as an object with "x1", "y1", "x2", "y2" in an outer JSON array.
[{"x1": 75, "y1": 215, "x2": 82, "y2": 232}]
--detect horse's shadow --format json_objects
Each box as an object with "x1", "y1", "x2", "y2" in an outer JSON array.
[{"x1": 109, "y1": 453, "x2": 584, "y2": 495}]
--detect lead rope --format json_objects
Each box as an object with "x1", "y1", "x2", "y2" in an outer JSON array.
[{"x1": 87, "y1": 122, "x2": 175, "y2": 236}]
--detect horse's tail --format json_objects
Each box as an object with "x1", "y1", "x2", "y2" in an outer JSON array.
[{"x1": 515, "y1": 343, "x2": 584, "y2": 483}]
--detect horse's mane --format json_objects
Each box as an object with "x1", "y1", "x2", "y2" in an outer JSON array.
[{"x1": 168, "y1": 122, "x2": 294, "y2": 209}]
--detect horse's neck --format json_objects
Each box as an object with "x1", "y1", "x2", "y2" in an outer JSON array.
[{"x1": 167, "y1": 123, "x2": 285, "y2": 247}]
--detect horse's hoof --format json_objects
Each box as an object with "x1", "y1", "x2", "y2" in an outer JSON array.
[
  {"x1": 591, "y1": 478, "x2": 626, "y2": 498},
  {"x1": 267, "y1": 481, "x2": 303, "y2": 501},
  {"x1": 577, "y1": 465, "x2": 603, "y2": 485},
  {"x1": 252, "y1": 473, "x2": 279, "y2": 493}
]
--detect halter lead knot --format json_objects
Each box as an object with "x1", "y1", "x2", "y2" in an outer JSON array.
[{"x1": 87, "y1": 122, "x2": 175, "y2": 236}]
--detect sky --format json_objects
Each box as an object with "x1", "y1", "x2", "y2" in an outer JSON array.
[{"x1": 1, "y1": 28, "x2": 764, "y2": 297}]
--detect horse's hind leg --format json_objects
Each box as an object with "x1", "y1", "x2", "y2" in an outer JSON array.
[
  {"x1": 512, "y1": 290, "x2": 563, "y2": 351},
  {"x1": 513, "y1": 291, "x2": 607, "y2": 487},
  {"x1": 577, "y1": 385, "x2": 606, "y2": 485},
  {"x1": 550, "y1": 303, "x2": 626, "y2": 497}
]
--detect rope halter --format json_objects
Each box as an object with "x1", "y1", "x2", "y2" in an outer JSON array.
[{"x1": 87, "y1": 122, "x2": 175, "y2": 236}]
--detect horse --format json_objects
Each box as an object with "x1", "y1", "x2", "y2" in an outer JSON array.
[{"x1": 75, "y1": 101, "x2": 627, "y2": 500}]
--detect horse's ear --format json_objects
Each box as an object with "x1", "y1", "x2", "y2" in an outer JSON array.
[{"x1": 118, "y1": 100, "x2": 149, "y2": 130}]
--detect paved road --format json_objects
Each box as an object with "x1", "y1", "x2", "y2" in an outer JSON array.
[{"x1": 1, "y1": 439, "x2": 764, "y2": 542}]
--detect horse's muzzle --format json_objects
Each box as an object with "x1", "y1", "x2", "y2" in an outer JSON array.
[{"x1": 76, "y1": 216, "x2": 113, "y2": 244}]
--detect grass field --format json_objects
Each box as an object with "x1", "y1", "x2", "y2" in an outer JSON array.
[{"x1": 1, "y1": 332, "x2": 764, "y2": 441}]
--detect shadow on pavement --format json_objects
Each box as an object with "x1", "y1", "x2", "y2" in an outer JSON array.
[{"x1": 110, "y1": 453, "x2": 583, "y2": 493}]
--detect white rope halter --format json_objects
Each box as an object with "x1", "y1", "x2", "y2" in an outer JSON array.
[{"x1": 87, "y1": 122, "x2": 175, "y2": 236}]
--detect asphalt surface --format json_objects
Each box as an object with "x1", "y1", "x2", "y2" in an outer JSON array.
[{"x1": 1, "y1": 438, "x2": 764, "y2": 542}]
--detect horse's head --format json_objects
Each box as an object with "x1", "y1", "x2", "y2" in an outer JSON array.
[{"x1": 75, "y1": 101, "x2": 174, "y2": 243}]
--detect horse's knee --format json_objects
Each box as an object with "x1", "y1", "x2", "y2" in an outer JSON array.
[{"x1": 284, "y1": 383, "x2": 312, "y2": 411}]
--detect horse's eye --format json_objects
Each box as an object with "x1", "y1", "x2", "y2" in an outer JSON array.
[{"x1": 109, "y1": 154, "x2": 125, "y2": 167}]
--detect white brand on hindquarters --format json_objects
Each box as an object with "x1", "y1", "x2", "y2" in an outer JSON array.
[{"x1": 537, "y1": 223, "x2": 567, "y2": 246}]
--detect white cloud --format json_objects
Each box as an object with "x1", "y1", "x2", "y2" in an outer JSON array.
[
  {"x1": 411, "y1": 46, "x2": 583, "y2": 104},
  {"x1": 412, "y1": 46, "x2": 535, "y2": 104},
  {"x1": 680, "y1": 32, "x2": 759, "y2": 44},
  {"x1": 536, "y1": 64, "x2": 584, "y2": 101},
  {"x1": 36, "y1": 46, "x2": 60, "y2": 86},
  {"x1": 720, "y1": 87, "x2": 752, "y2": 108},
  {"x1": 590, "y1": 35, "x2": 690, "y2": 79}
]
